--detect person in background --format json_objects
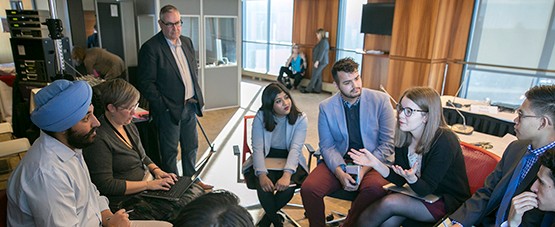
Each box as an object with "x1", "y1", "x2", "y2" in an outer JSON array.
[
  {"x1": 137, "y1": 4, "x2": 212, "y2": 190},
  {"x1": 242, "y1": 82, "x2": 308, "y2": 227},
  {"x1": 174, "y1": 190, "x2": 254, "y2": 227},
  {"x1": 72, "y1": 46, "x2": 126, "y2": 80},
  {"x1": 277, "y1": 44, "x2": 307, "y2": 90},
  {"x1": 449, "y1": 85, "x2": 555, "y2": 227},
  {"x1": 6, "y1": 79, "x2": 171, "y2": 227},
  {"x1": 349, "y1": 87, "x2": 470, "y2": 226},
  {"x1": 300, "y1": 57, "x2": 396, "y2": 227},
  {"x1": 301, "y1": 28, "x2": 329, "y2": 94},
  {"x1": 87, "y1": 24, "x2": 99, "y2": 48},
  {"x1": 83, "y1": 79, "x2": 204, "y2": 222},
  {"x1": 504, "y1": 147, "x2": 555, "y2": 227}
]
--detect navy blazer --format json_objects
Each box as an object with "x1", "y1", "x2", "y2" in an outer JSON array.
[
  {"x1": 450, "y1": 140, "x2": 545, "y2": 226},
  {"x1": 138, "y1": 32, "x2": 204, "y2": 123}
]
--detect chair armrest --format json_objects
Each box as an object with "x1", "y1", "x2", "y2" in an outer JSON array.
[
  {"x1": 233, "y1": 145, "x2": 240, "y2": 156},
  {"x1": 304, "y1": 144, "x2": 316, "y2": 154}
]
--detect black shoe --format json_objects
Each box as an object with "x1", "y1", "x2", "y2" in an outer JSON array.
[
  {"x1": 257, "y1": 214, "x2": 271, "y2": 227},
  {"x1": 311, "y1": 90, "x2": 321, "y2": 94},
  {"x1": 300, "y1": 88, "x2": 310, "y2": 94}
]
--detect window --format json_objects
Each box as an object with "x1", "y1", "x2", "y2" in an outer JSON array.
[
  {"x1": 205, "y1": 17, "x2": 237, "y2": 67},
  {"x1": 462, "y1": 0, "x2": 555, "y2": 107},
  {"x1": 243, "y1": 0, "x2": 294, "y2": 75},
  {"x1": 336, "y1": 0, "x2": 366, "y2": 68}
]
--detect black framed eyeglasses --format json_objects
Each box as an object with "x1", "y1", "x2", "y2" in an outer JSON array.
[
  {"x1": 160, "y1": 20, "x2": 183, "y2": 27},
  {"x1": 396, "y1": 104, "x2": 427, "y2": 117},
  {"x1": 516, "y1": 110, "x2": 541, "y2": 121},
  {"x1": 119, "y1": 102, "x2": 139, "y2": 112}
]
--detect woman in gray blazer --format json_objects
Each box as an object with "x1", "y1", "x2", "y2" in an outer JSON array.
[
  {"x1": 242, "y1": 83, "x2": 308, "y2": 227},
  {"x1": 302, "y1": 28, "x2": 329, "y2": 94}
]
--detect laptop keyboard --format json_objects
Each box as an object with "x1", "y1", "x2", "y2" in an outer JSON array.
[{"x1": 143, "y1": 176, "x2": 192, "y2": 199}]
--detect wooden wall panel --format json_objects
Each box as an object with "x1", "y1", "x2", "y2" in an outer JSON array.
[
  {"x1": 383, "y1": 0, "x2": 474, "y2": 100},
  {"x1": 444, "y1": 0, "x2": 475, "y2": 96},
  {"x1": 362, "y1": 55, "x2": 389, "y2": 89},
  {"x1": 293, "y1": 0, "x2": 338, "y2": 84},
  {"x1": 390, "y1": 0, "x2": 438, "y2": 60}
]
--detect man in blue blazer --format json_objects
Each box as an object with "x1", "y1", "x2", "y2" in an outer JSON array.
[
  {"x1": 450, "y1": 85, "x2": 555, "y2": 227},
  {"x1": 506, "y1": 147, "x2": 555, "y2": 227},
  {"x1": 138, "y1": 4, "x2": 212, "y2": 189},
  {"x1": 301, "y1": 58, "x2": 396, "y2": 226}
]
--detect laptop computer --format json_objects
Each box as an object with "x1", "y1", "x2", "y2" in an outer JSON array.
[
  {"x1": 383, "y1": 183, "x2": 441, "y2": 204},
  {"x1": 141, "y1": 150, "x2": 214, "y2": 201}
]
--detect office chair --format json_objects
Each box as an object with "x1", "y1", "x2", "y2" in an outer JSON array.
[
  {"x1": 402, "y1": 141, "x2": 501, "y2": 226},
  {"x1": 459, "y1": 141, "x2": 500, "y2": 194},
  {"x1": 232, "y1": 115, "x2": 303, "y2": 227}
]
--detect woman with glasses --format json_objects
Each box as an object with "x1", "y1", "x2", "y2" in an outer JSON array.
[
  {"x1": 83, "y1": 79, "x2": 203, "y2": 221},
  {"x1": 242, "y1": 83, "x2": 308, "y2": 227},
  {"x1": 277, "y1": 44, "x2": 307, "y2": 90},
  {"x1": 348, "y1": 87, "x2": 470, "y2": 226}
]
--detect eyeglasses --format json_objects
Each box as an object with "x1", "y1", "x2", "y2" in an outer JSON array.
[
  {"x1": 160, "y1": 20, "x2": 183, "y2": 27},
  {"x1": 516, "y1": 110, "x2": 542, "y2": 121},
  {"x1": 119, "y1": 102, "x2": 139, "y2": 112},
  {"x1": 396, "y1": 104, "x2": 427, "y2": 117}
]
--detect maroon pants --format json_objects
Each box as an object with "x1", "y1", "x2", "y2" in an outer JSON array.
[{"x1": 301, "y1": 162, "x2": 389, "y2": 227}]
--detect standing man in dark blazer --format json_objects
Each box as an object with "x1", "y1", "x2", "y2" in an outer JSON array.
[
  {"x1": 449, "y1": 85, "x2": 555, "y2": 227},
  {"x1": 138, "y1": 4, "x2": 212, "y2": 190}
]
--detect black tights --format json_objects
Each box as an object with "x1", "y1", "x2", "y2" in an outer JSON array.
[
  {"x1": 356, "y1": 193, "x2": 436, "y2": 227},
  {"x1": 256, "y1": 170, "x2": 295, "y2": 227},
  {"x1": 277, "y1": 66, "x2": 303, "y2": 88}
]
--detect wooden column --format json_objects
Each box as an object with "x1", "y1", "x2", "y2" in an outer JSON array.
[
  {"x1": 292, "y1": 0, "x2": 339, "y2": 84},
  {"x1": 380, "y1": 0, "x2": 474, "y2": 100}
]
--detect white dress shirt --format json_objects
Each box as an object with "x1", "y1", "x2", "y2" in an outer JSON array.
[{"x1": 7, "y1": 131, "x2": 109, "y2": 227}]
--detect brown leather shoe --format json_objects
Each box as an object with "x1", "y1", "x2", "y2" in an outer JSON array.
[{"x1": 195, "y1": 180, "x2": 214, "y2": 190}]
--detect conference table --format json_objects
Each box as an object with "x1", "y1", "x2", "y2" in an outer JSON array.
[
  {"x1": 441, "y1": 96, "x2": 517, "y2": 137},
  {"x1": 455, "y1": 129, "x2": 516, "y2": 158}
]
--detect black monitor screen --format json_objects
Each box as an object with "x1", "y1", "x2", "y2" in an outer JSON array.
[{"x1": 360, "y1": 3, "x2": 395, "y2": 36}]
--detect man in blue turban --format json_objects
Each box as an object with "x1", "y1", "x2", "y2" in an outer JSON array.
[{"x1": 6, "y1": 80, "x2": 133, "y2": 226}]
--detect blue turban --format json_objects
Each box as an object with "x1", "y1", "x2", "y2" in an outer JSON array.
[{"x1": 31, "y1": 80, "x2": 92, "y2": 132}]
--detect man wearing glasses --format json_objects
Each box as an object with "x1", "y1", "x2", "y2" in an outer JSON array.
[
  {"x1": 138, "y1": 4, "x2": 213, "y2": 190},
  {"x1": 301, "y1": 57, "x2": 396, "y2": 226},
  {"x1": 449, "y1": 85, "x2": 555, "y2": 226}
]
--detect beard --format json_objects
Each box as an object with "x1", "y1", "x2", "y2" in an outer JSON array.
[
  {"x1": 340, "y1": 87, "x2": 361, "y2": 100},
  {"x1": 66, "y1": 127, "x2": 97, "y2": 149}
]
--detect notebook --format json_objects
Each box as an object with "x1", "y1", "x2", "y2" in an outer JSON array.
[
  {"x1": 383, "y1": 183, "x2": 441, "y2": 204},
  {"x1": 265, "y1": 158, "x2": 286, "y2": 170},
  {"x1": 142, "y1": 150, "x2": 214, "y2": 201}
]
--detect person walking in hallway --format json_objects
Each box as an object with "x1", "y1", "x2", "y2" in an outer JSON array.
[{"x1": 301, "y1": 28, "x2": 329, "y2": 94}]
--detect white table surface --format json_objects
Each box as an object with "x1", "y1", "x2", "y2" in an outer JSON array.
[
  {"x1": 454, "y1": 128, "x2": 517, "y2": 158},
  {"x1": 441, "y1": 95, "x2": 517, "y2": 123}
]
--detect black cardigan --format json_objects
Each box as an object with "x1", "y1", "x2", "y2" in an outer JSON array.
[{"x1": 386, "y1": 128, "x2": 471, "y2": 213}]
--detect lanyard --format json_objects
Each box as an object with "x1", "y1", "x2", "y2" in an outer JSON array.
[{"x1": 105, "y1": 117, "x2": 144, "y2": 162}]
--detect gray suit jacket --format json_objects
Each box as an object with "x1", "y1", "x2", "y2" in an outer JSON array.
[
  {"x1": 312, "y1": 38, "x2": 329, "y2": 66},
  {"x1": 318, "y1": 88, "x2": 395, "y2": 172},
  {"x1": 450, "y1": 140, "x2": 545, "y2": 227},
  {"x1": 138, "y1": 32, "x2": 204, "y2": 123}
]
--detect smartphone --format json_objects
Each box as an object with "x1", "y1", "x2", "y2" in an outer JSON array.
[{"x1": 345, "y1": 165, "x2": 361, "y2": 186}]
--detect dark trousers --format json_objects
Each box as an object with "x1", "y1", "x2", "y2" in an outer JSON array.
[
  {"x1": 256, "y1": 170, "x2": 295, "y2": 226},
  {"x1": 154, "y1": 102, "x2": 198, "y2": 177},
  {"x1": 277, "y1": 66, "x2": 303, "y2": 88},
  {"x1": 300, "y1": 162, "x2": 389, "y2": 227}
]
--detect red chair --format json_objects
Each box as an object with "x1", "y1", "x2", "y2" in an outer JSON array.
[{"x1": 460, "y1": 141, "x2": 500, "y2": 194}]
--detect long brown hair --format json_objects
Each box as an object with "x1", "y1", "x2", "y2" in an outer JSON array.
[{"x1": 394, "y1": 87, "x2": 449, "y2": 154}]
